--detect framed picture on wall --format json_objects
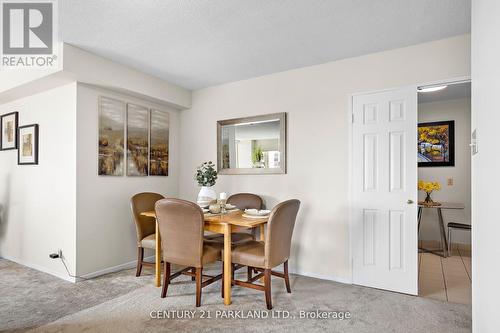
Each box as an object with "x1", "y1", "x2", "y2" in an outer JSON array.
[
  {"x1": 18, "y1": 124, "x2": 39, "y2": 165},
  {"x1": 98, "y1": 97, "x2": 125, "y2": 176},
  {"x1": 418, "y1": 120, "x2": 455, "y2": 167},
  {"x1": 1, "y1": 111, "x2": 19, "y2": 150},
  {"x1": 149, "y1": 109, "x2": 169, "y2": 176},
  {"x1": 126, "y1": 103, "x2": 149, "y2": 176}
]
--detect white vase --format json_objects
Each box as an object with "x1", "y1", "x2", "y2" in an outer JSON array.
[{"x1": 197, "y1": 186, "x2": 216, "y2": 205}]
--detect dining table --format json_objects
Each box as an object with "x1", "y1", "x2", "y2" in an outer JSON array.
[
  {"x1": 140, "y1": 209, "x2": 268, "y2": 306},
  {"x1": 418, "y1": 202, "x2": 465, "y2": 258}
]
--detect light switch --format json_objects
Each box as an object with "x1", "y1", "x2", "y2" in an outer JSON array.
[{"x1": 447, "y1": 178, "x2": 454, "y2": 186}]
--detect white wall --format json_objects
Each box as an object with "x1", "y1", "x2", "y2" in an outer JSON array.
[
  {"x1": 0, "y1": 83, "x2": 77, "y2": 282},
  {"x1": 0, "y1": 44, "x2": 188, "y2": 281},
  {"x1": 0, "y1": 69, "x2": 61, "y2": 94},
  {"x1": 65, "y1": 44, "x2": 191, "y2": 109},
  {"x1": 75, "y1": 84, "x2": 180, "y2": 276},
  {"x1": 418, "y1": 98, "x2": 471, "y2": 244},
  {"x1": 472, "y1": 1, "x2": 500, "y2": 332},
  {"x1": 179, "y1": 35, "x2": 471, "y2": 282}
]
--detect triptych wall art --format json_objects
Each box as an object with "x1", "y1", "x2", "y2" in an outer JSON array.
[
  {"x1": 98, "y1": 96, "x2": 169, "y2": 176},
  {"x1": 0, "y1": 111, "x2": 39, "y2": 165}
]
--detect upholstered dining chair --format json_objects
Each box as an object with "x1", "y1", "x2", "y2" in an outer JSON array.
[
  {"x1": 155, "y1": 198, "x2": 223, "y2": 307},
  {"x1": 227, "y1": 193, "x2": 264, "y2": 210},
  {"x1": 205, "y1": 193, "x2": 263, "y2": 245},
  {"x1": 226, "y1": 199, "x2": 300, "y2": 309},
  {"x1": 130, "y1": 192, "x2": 165, "y2": 277}
]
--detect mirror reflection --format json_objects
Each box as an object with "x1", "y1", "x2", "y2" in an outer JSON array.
[
  {"x1": 221, "y1": 120, "x2": 281, "y2": 169},
  {"x1": 217, "y1": 113, "x2": 286, "y2": 174}
]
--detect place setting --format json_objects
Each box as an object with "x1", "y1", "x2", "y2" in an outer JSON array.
[
  {"x1": 242, "y1": 208, "x2": 271, "y2": 219},
  {"x1": 198, "y1": 192, "x2": 240, "y2": 216},
  {"x1": 198, "y1": 191, "x2": 270, "y2": 219}
]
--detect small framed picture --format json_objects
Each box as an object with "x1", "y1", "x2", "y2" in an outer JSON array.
[
  {"x1": 418, "y1": 120, "x2": 455, "y2": 167},
  {"x1": 1, "y1": 112, "x2": 19, "y2": 150},
  {"x1": 18, "y1": 124, "x2": 39, "y2": 165}
]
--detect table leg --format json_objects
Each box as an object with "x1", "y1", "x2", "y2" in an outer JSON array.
[
  {"x1": 417, "y1": 207, "x2": 422, "y2": 234},
  {"x1": 155, "y1": 220, "x2": 161, "y2": 287},
  {"x1": 437, "y1": 208, "x2": 449, "y2": 257},
  {"x1": 223, "y1": 223, "x2": 232, "y2": 305},
  {"x1": 258, "y1": 224, "x2": 266, "y2": 282}
]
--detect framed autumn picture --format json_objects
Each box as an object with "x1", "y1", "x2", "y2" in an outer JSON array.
[{"x1": 418, "y1": 120, "x2": 455, "y2": 167}]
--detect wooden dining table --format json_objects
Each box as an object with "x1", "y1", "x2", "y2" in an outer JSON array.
[{"x1": 140, "y1": 209, "x2": 268, "y2": 305}]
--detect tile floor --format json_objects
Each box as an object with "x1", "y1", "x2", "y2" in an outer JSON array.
[{"x1": 418, "y1": 241, "x2": 471, "y2": 304}]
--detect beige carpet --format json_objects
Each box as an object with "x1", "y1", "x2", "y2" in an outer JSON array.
[{"x1": 23, "y1": 266, "x2": 471, "y2": 333}]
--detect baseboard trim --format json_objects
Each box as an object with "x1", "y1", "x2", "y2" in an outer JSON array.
[
  {"x1": 78, "y1": 255, "x2": 155, "y2": 281},
  {"x1": 2, "y1": 253, "x2": 352, "y2": 286},
  {"x1": 0, "y1": 254, "x2": 76, "y2": 283},
  {"x1": 289, "y1": 268, "x2": 352, "y2": 285},
  {"x1": 82, "y1": 259, "x2": 352, "y2": 284}
]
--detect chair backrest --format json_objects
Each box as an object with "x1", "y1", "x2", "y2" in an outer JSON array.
[
  {"x1": 130, "y1": 192, "x2": 165, "y2": 243},
  {"x1": 227, "y1": 193, "x2": 263, "y2": 210},
  {"x1": 265, "y1": 199, "x2": 301, "y2": 268},
  {"x1": 155, "y1": 198, "x2": 204, "y2": 267}
]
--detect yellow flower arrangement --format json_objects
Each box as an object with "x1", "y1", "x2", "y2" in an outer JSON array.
[
  {"x1": 418, "y1": 180, "x2": 441, "y2": 193},
  {"x1": 418, "y1": 180, "x2": 441, "y2": 204}
]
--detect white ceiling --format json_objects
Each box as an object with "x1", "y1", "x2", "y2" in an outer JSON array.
[
  {"x1": 418, "y1": 82, "x2": 471, "y2": 104},
  {"x1": 61, "y1": 0, "x2": 470, "y2": 90}
]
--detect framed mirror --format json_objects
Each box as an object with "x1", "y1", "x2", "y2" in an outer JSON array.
[{"x1": 217, "y1": 113, "x2": 286, "y2": 175}]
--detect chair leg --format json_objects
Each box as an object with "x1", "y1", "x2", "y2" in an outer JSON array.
[
  {"x1": 231, "y1": 264, "x2": 235, "y2": 286},
  {"x1": 264, "y1": 269, "x2": 272, "y2": 310},
  {"x1": 284, "y1": 260, "x2": 291, "y2": 293},
  {"x1": 195, "y1": 267, "x2": 202, "y2": 307},
  {"x1": 247, "y1": 266, "x2": 253, "y2": 281},
  {"x1": 136, "y1": 247, "x2": 144, "y2": 277},
  {"x1": 448, "y1": 227, "x2": 452, "y2": 254},
  {"x1": 191, "y1": 267, "x2": 196, "y2": 281},
  {"x1": 161, "y1": 262, "x2": 170, "y2": 298}
]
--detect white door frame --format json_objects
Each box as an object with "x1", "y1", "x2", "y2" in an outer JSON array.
[{"x1": 348, "y1": 75, "x2": 472, "y2": 288}]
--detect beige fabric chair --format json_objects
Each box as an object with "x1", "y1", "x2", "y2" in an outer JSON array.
[
  {"x1": 155, "y1": 198, "x2": 222, "y2": 307},
  {"x1": 228, "y1": 199, "x2": 300, "y2": 309},
  {"x1": 205, "y1": 193, "x2": 263, "y2": 245},
  {"x1": 227, "y1": 193, "x2": 264, "y2": 210},
  {"x1": 130, "y1": 192, "x2": 165, "y2": 277}
]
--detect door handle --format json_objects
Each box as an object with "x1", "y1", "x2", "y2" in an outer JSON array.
[{"x1": 407, "y1": 199, "x2": 414, "y2": 204}]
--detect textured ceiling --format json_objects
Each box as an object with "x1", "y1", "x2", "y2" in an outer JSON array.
[
  {"x1": 61, "y1": 0, "x2": 471, "y2": 90},
  {"x1": 418, "y1": 82, "x2": 471, "y2": 104}
]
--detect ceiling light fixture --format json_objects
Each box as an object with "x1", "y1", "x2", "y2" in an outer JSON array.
[{"x1": 417, "y1": 85, "x2": 448, "y2": 93}]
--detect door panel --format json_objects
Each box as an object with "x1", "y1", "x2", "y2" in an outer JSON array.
[
  {"x1": 363, "y1": 134, "x2": 379, "y2": 191},
  {"x1": 363, "y1": 209, "x2": 377, "y2": 266},
  {"x1": 389, "y1": 210, "x2": 404, "y2": 270},
  {"x1": 389, "y1": 131, "x2": 405, "y2": 192},
  {"x1": 352, "y1": 88, "x2": 417, "y2": 295}
]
